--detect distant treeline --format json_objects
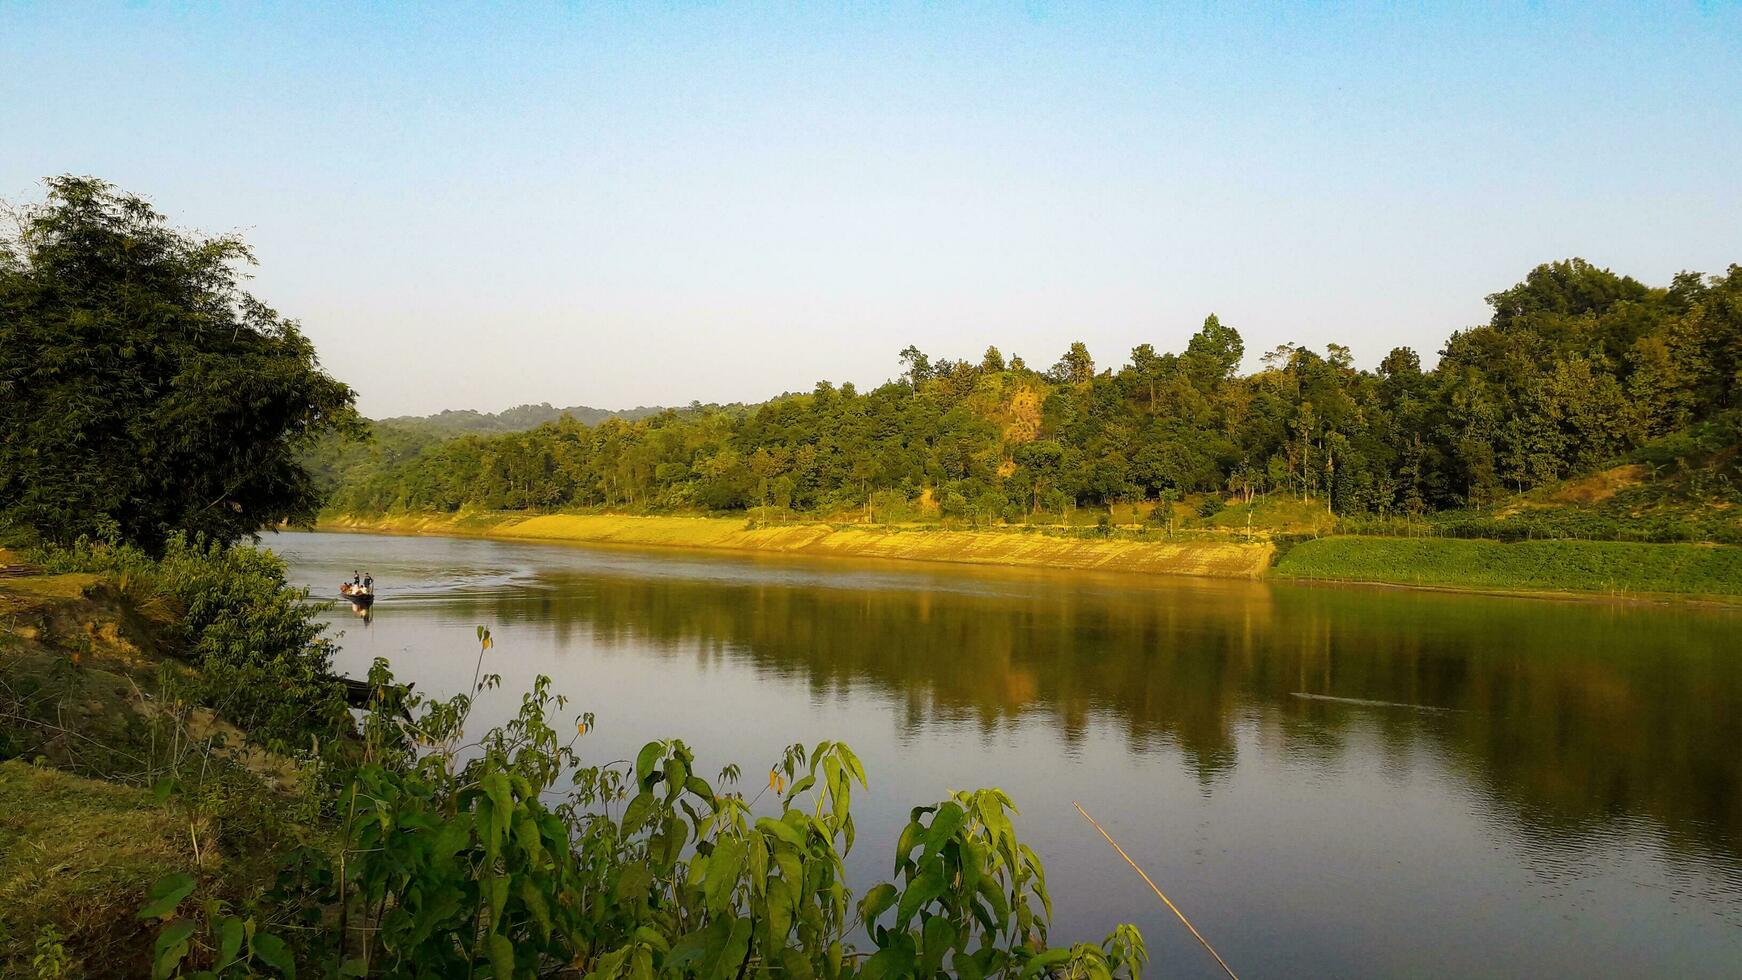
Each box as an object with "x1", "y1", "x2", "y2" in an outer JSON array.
[
  {"x1": 321, "y1": 259, "x2": 1742, "y2": 522},
  {"x1": 377, "y1": 402, "x2": 673, "y2": 436}
]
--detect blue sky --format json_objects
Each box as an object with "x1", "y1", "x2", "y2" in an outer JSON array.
[{"x1": 3, "y1": 2, "x2": 1738, "y2": 416}]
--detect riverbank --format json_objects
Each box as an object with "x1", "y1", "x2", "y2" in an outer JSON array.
[
  {"x1": 317, "y1": 512, "x2": 1742, "y2": 603},
  {"x1": 319, "y1": 511, "x2": 1278, "y2": 578},
  {"x1": 0, "y1": 556, "x2": 297, "y2": 975},
  {"x1": 1275, "y1": 535, "x2": 1742, "y2": 602}
]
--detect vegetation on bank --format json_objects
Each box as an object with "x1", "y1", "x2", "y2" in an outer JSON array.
[
  {"x1": 325, "y1": 510, "x2": 1278, "y2": 578},
  {"x1": 1275, "y1": 536, "x2": 1742, "y2": 598},
  {"x1": 28, "y1": 536, "x2": 349, "y2": 749},
  {"x1": 0, "y1": 178, "x2": 1149, "y2": 977},
  {"x1": 310, "y1": 259, "x2": 1742, "y2": 541},
  {"x1": 304, "y1": 249, "x2": 1742, "y2": 599},
  {"x1": 4, "y1": 168, "x2": 1740, "y2": 973},
  {"x1": 2, "y1": 547, "x2": 1148, "y2": 977},
  {"x1": 1, "y1": 177, "x2": 362, "y2": 553}
]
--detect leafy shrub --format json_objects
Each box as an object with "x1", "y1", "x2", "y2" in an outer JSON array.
[
  {"x1": 251, "y1": 643, "x2": 1149, "y2": 978},
  {"x1": 30, "y1": 535, "x2": 346, "y2": 751}
]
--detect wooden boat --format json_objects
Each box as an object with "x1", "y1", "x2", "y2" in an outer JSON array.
[
  {"x1": 340, "y1": 583, "x2": 375, "y2": 606},
  {"x1": 337, "y1": 675, "x2": 414, "y2": 719}
]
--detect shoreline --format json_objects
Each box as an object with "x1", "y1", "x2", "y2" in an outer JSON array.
[
  {"x1": 1274, "y1": 535, "x2": 1742, "y2": 607},
  {"x1": 312, "y1": 512, "x2": 1742, "y2": 607},
  {"x1": 315, "y1": 511, "x2": 1277, "y2": 579}
]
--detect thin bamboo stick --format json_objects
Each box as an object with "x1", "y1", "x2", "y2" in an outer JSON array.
[{"x1": 1074, "y1": 801, "x2": 1239, "y2": 980}]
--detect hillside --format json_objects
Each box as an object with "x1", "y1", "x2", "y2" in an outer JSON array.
[
  {"x1": 377, "y1": 401, "x2": 670, "y2": 436},
  {"x1": 1357, "y1": 411, "x2": 1742, "y2": 545},
  {"x1": 303, "y1": 260, "x2": 1742, "y2": 530}
]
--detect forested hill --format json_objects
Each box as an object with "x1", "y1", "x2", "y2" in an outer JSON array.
[
  {"x1": 318, "y1": 259, "x2": 1742, "y2": 531},
  {"x1": 378, "y1": 402, "x2": 670, "y2": 436}
]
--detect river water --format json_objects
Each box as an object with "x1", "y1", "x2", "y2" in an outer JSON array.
[{"x1": 269, "y1": 530, "x2": 1742, "y2": 978}]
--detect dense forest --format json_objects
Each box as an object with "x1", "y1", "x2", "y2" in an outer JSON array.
[
  {"x1": 322, "y1": 260, "x2": 1742, "y2": 524},
  {"x1": 1, "y1": 177, "x2": 360, "y2": 551}
]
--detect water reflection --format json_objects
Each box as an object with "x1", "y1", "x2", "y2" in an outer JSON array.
[
  {"x1": 273, "y1": 532, "x2": 1742, "y2": 977},
  {"x1": 418, "y1": 554, "x2": 1742, "y2": 866}
]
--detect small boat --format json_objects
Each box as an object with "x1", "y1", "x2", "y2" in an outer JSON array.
[
  {"x1": 340, "y1": 583, "x2": 376, "y2": 607},
  {"x1": 336, "y1": 675, "x2": 414, "y2": 719}
]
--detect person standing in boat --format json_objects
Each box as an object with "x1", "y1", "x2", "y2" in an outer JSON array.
[
  {"x1": 352, "y1": 570, "x2": 361, "y2": 588},
  {"x1": 364, "y1": 571, "x2": 373, "y2": 594}
]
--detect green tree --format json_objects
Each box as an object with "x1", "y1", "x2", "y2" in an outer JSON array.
[
  {"x1": 1184, "y1": 313, "x2": 1244, "y2": 382},
  {"x1": 1051, "y1": 342, "x2": 1096, "y2": 385},
  {"x1": 0, "y1": 177, "x2": 361, "y2": 551}
]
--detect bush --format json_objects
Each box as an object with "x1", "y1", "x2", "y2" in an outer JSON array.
[
  {"x1": 254, "y1": 651, "x2": 1150, "y2": 978},
  {"x1": 30, "y1": 535, "x2": 346, "y2": 751}
]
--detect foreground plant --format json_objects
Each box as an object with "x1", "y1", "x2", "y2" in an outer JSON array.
[{"x1": 161, "y1": 630, "x2": 1147, "y2": 978}]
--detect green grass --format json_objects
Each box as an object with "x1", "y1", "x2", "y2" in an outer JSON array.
[
  {"x1": 1274, "y1": 535, "x2": 1742, "y2": 598},
  {"x1": 0, "y1": 761, "x2": 197, "y2": 977},
  {"x1": 1205, "y1": 494, "x2": 1337, "y2": 535}
]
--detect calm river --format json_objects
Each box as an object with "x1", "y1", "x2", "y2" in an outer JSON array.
[{"x1": 269, "y1": 530, "x2": 1742, "y2": 978}]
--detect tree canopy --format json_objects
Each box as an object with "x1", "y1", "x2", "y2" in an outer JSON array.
[
  {"x1": 0, "y1": 176, "x2": 361, "y2": 551},
  {"x1": 320, "y1": 258, "x2": 1741, "y2": 523}
]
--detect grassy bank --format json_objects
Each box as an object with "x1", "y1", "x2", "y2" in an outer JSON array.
[
  {"x1": 1275, "y1": 535, "x2": 1742, "y2": 599},
  {"x1": 4, "y1": 544, "x2": 1152, "y2": 978},
  {"x1": 0, "y1": 762, "x2": 201, "y2": 977},
  {"x1": 0, "y1": 552, "x2": 312, "y2": 976},
  {"x1": 321, "y1": 511, "x2": 1278, "y2": 578}
]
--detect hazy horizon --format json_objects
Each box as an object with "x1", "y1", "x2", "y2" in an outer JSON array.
[{"x1": 5, "y1": 2, "x2": 1738, "y2": 417}]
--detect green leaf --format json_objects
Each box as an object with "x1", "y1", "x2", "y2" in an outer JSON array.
[
  {"x1": 615, "y1": 861, "x2": 654, "y2": 904},
  {"x1": 708, "y1": 917, "x2": 753, "y2": 980},
  {"x1": 894, "y1": 820, "x2": 923, "y2": 873},
  {"x1": 153, "y1": 918, "x2": 195, "y2": 963},
  {"x1": 593, "y1": 945, "x2": 633, "y2": 977},
  {"x1": 520, "y1": 876, "x2": 553, "y2": 939},
  {"x1": 488, "y1": 932, "x2": 514, "y2": 979},
  {"x1": 635, "y1": 742, "x2": 664, "y2": 789},
  {"x1": 631, "y1": 925, "x2": 672, "y2": 954},
  {"x1": 667, "y1": 919, "x2": 725, "y2": 968},
  {"x1": 487, "y1": 873, "x2": 509, "y2": 922},
  {"x1": 217, "y1": 916, "x2": 244, "y2": 967},
  {"x1": 976, "y1": 876, "x2": 1010, "y2": 932},
  {"x1": 920, "y1": 915, "x2": 958, "y2": 975},
  {"x1": 704, "y1": 837, "x2": 745, "y2": 911},
  {"x1": 138, "y1": 873, "x2": 195, "y2": 920},
  {"x1": 630, "y1": 945, "x2": 656, "y2": 980},
  {"x1": 922, "y1": 802, "x2": 966, "y2": 859},
  {"x1": 773, "y1": 850, "x2": 804, "y2": 890},
  {"x1": 862, "y1": 940, "x2": 917, "y2": 980},
  {"x1": 895, "y1": 861, "x2": 948, "y2": 928},
  {"x1": 434, "y1": 811, "x2": 474, "y2": 860},
  {"x1": 778, "y1": 947, "x2": 818, "y2": 980},
  {"x1": 1019, "y1": 948, "x2": 1072, "y2": 979},
  {"x1": 766, "y1": 876, "x2": 795, "y2": 941},
  {"x1": 953, "y1": 951, "x2": 988, "y2": 980},
  {"x1": 859, "y1": 882, "x2": 898, "y2": 924},
  {"x1": 622, "y1": 791, "x2": 656, "y2": 833},
  {"x1": 482, "y1": 771, "x2": 513, "y2": 820},
  {"x1": 250, "y1": 932, "x2": 296, "y2": 979},
  {"x1": 756, "y1": 815, "x2": 807, "y2": 848},
  {"x1": 660, "y1": 812, "x2": 691, "y2": 866}
]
